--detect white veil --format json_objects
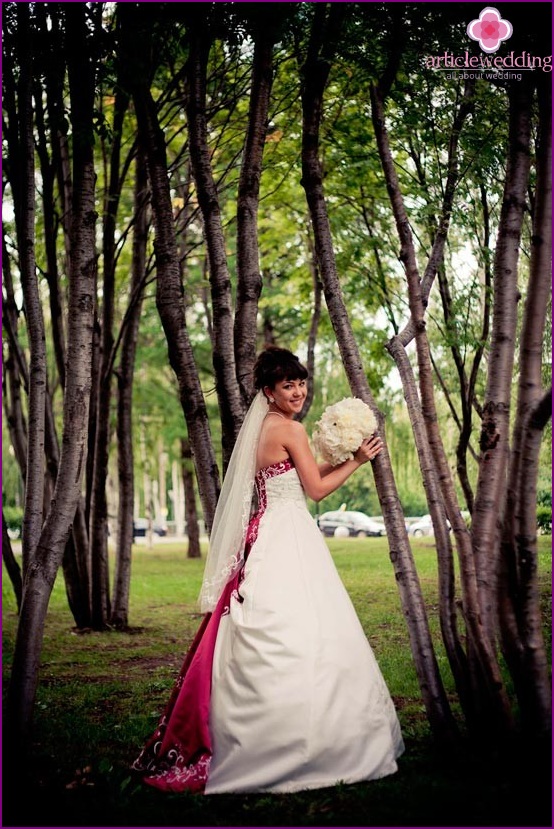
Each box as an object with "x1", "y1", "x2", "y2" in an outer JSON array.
[{"x1": 199, "y1": 390, "x2": 269, "y2": 612}]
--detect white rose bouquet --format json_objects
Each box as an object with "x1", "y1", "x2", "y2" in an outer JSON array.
[{"x1": 312, "y1": 397, "x2": 378, "y2": 466}]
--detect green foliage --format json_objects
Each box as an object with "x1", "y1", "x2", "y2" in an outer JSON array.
[
  {"x1": 536, "y1": 505, "x2": 552, "y2": 534},
  {"x1": 3, "y1": 505, "x2": 23, "y2": 533}
]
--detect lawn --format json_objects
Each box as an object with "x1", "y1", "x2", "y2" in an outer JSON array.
[{"x1": 2, "y1": 536, "x2": 552, "y2": 828}]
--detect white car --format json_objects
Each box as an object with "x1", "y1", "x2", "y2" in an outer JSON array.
[
  {"x1": 317, "y1": 510, "x2": 386, "y2": 538},
  {"x1": 408, "y1": 514, "x2": 451, "y2": 537}
]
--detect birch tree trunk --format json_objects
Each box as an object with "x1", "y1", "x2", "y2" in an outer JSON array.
[
  {"x1": 38, "y1": 3, "x2": 73, "y2": 264},
  {"x1": 371, "y1": 78, "x2": 515, "y2": 738},
  {"x1": 512, "y1": 391, "x2": 552, "y2": 737},
  {"x1": 234, "y1": 31, "x2": 274, "y2": 405},
  {"x1": 89, "y1": 85, "x2": 130, "y2": 630},
  {"x1": 6, "y1": 3, "x2": 97, "y2": 754},
  {"x1": 300, "y1": 5, "x2": 457, "y2": 744},
  {"x1": 499, "y1": 76, "x2": 552, "y2": 738},
  {"x1": 33, "y1": 70, "x2": 66, "y2": 389},
  {"x1": 471, "y1": 82, "x2": 532, "y2": 639},
  {"x1": 12, "y1": 5, "x2": 47, "y2": 573},
  {"x1": 405, "y1": 84, "x2": 488, "y2": 517},
  {"x1": 3, "y1": 179, "x2": 90, "y2": 629},
  {"x1": 181, "y1": 439, "x2": 201, "y2": 559},
  {"x1": 111, "y1": 150, "x2": 149, "y2": 629},
  {"x1": 185, "y1": 25, "x2": 244, "y2": 462},
  {"x1": 299, "y1": 230, "x2": 322, "y2": 422},
  {"x1": 2, "y1": 233, "x2": 29, "y2": 478},
  {"x1": 2, "y1": 513, "x2": 23, "y2": 612},
  {"x1": 119, "y1": 6, "x2": 220, "y2": 530}
]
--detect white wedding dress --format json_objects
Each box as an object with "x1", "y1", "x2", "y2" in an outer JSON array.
[{"x1": 204, "y1": 459, "x2": 404, "y2": 794}]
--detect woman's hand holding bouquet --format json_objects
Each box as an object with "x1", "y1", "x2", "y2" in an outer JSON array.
[{"x1": 313, "y1": 397, "x2": 383, "y2": 466}]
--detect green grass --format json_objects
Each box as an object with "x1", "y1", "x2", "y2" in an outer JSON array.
[{"x1": 2, "y1": 537, "x2": 552, "y2": 828}]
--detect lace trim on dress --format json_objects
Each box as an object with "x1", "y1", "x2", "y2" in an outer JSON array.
[{"x1": 200, "y1": 391, "x2": 269, "y2": 613}]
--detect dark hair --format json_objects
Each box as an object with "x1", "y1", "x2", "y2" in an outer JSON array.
[{"x1": 253, "y1": 346, "x2": 308, "y2": 391}]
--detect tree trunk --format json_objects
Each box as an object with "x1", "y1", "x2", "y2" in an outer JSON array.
[
  {"x1": 234, "y1": 31, "x2": 274, "y2": 406},
  {"x1": 499, "y1": 77, "x2": 552, "y2": 739},
  {"x1": 13, "y1": 5, "x2": 47, "y2": 573},
  {"x1": 185, "y1": 24, "x2": 244, "y2": 461},
  {"x1": 119, "y1": 15, "x2": 221, "y2": 531},
  {"x1": 471, "y1": 82, "x2": 532, "y2": 639},
  {"x1": 38, "y1": 3, "x2": 73, "y2": 263},
  {"x1": 111, "y1": 151, "x2": 149, "y2": 629},
  {"x1": 2, "y1": 513, "x2": 23, "y2": 613},
  {"x1": 2, "y1": 348, "x2": 28, "y2": 480},
  {"x1": 61, "y1": 530, "x2": 92, "y2": 631},
  {"x1": 372, "y1": 71, "x2": 521, "y2": 739},
  {"x1": 6, "y1": 2, "x2": 98, "y2": 756},
  {"x1": 299, "y1": 229, "x2": 322, "y2": 422},
  {"x1": 181, "y1": 439, "x2": 201, "y2": 559},
  {"x1": 33, "y1": 75, "x2": 66, "y2": 388},
  {"x1": 456, "y1": 180, "x2": 493, "y2": 515},
  {"x1": 387, "y1": 336, "x2": 474, "y2": 724},
  {"x1": 89, "y1": 85, "x2": 130, "y2": 630},
  {"x1": 512, "y1": 391, "x2": 552, "y2": 737},
  {"x1": 300, "y1": 6, "x2": 457, "y2": 744},
  {"x1": 64, "y1": 499, "x2": 91, "y2": 629},
  {"x1": 2, "y1": 233, "x2": 29, "y2": 478},
  {"x1": 3, "y1": 165, "x2": 91, "y2": 630}
]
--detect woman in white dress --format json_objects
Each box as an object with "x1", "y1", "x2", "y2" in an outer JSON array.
[{"x1": 132, "y1": 346, "x2": 404, "y2": 794}]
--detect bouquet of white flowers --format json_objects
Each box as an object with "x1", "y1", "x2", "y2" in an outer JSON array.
[{"x1": 312, "y1": 397, "x2": 378, "y2": 466}]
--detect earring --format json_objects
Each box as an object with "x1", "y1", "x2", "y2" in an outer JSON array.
[{"x1": 269, "y1": 397, "x2": 275, "y2": 403}]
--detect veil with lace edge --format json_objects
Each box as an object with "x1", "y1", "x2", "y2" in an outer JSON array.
[{"x1": 199, "y1": 390, "x2": 269, "y2": 613}]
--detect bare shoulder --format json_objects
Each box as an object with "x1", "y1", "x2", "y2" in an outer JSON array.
[
  {"x1": 279, "y1": 418, "x2": 305, "y2": 433},
  {"x1": 281, "y1": 419, "x2": 308, "y2": 443},
  {"x1": 264, "y1": 417, "x2": 305, "y2": 438}
]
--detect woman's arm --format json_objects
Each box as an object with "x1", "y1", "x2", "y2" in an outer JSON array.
[
  {"x1": 284, "y1": 421, "x2": 382, "y2": 502},
  {"x1": 318, "y1": 462, "x2": 335, "y2": 477}
]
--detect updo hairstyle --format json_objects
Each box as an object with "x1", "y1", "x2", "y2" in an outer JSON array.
[{"x1": 253, "y1": 346, "x2": 308, "y2": 393}]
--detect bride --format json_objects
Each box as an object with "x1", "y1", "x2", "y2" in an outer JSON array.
[{"x1": 132, "y1": 346, "x2": 404, "y2": 794}]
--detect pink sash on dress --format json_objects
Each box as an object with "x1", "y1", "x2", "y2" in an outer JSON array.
[{"x1": 131, "y1": 575, "x2": 237, "y2": 793}]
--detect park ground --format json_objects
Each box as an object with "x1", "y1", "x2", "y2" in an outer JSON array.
[{"x1": 2, "y1": 536, "x2": 552, "y2": 828}]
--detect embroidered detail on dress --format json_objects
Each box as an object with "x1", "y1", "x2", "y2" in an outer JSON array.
[
  {"x1": 141, "y1": 750, "x2": 212, "y2": 794},
  {"x1": 246, "y1": 459, "x2": 295, "y2": 550}
]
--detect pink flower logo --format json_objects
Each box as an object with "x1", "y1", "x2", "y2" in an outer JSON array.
[{"x1": 467, "y1": 7, "x2": 513, "y2": 53}]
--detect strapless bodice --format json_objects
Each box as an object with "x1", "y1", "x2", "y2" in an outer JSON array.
[{"x1": 255, "y1": 460, "x2": 306, "y2": 510}]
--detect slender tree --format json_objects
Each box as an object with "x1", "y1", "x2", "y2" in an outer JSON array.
[
  {"x1": 499, "y1": 75, "x2": 552, "y2": 740},
  {"x1": 8, "y1": 5, "x2": 47, "y2": 573},
  {"x1": 300, "y1": 4, "x2": 457, "y2": 744},
  {"x1": 2, "y1": 513, "x2": 23, "y2": 612},
  {"x1": 185, "y1": 16, "x2": 244, "y2": 459},
  {"x1": 234, "y1": 22, "x2": 275, "y2": 405},
  {"x1": 111, "y1": 149, "x2": 149, "y2": 629},
  {"x1": 181, "y1": 438, "x2": 201, "y2": 559},
  {"x1": 89, "y1": 83, "x2": 131, "y2": 630},
  {"x1": 471, "y1": 81, "x2": 532, "y2": 641},
  {"x1": 6, "y1": 2, "x2": 99, "y2": 754},
  {"x1": 118, "y1": 4, "x2": 221, "y2": 529},
  {"x1": 371, "y1": 75, "x2": 514, "y2": 737}
]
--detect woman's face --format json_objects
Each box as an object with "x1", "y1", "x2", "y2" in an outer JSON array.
[{"x1": 265, "y1": 378, "x2": 307, "y2": 417}]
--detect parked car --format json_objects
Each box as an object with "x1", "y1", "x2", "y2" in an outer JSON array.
[
  {"x1": 317, "y1": 510, "x2": 386, "y2": 538},
  {"x1": 133, "y1": 518, "x2": 168, "y2": 538},
  {"x1": 407, "y1": 514, "x2": 451, "y2": 537}
]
